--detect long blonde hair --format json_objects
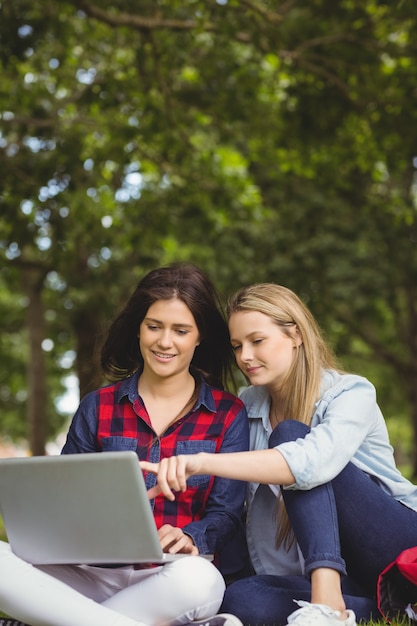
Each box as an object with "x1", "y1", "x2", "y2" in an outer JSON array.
[{"x1": 227, "y1": 283, "x2": 341, "y2": 546}]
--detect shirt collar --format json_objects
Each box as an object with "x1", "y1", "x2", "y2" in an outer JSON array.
[
  {"x1": 115, "y1": 369, "x2": 141, "y2": 404},
  {"x1": 241, "y1": 385, "x2": 271, "y2": 431},
  {"x1": 114, "y1": 370, "x2": 217, "y2": 413},
  {"x1": 196, "y1": 378, "x2": 217, "y2": 413}
]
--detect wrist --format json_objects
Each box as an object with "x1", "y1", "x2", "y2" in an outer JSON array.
[{"x1": 196, "y1": 451, "x2": 210, "y2": 475}]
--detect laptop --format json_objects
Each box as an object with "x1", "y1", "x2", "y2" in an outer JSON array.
[{"x1": 0, "y1": 451, "x2": 213, "y2": 565}]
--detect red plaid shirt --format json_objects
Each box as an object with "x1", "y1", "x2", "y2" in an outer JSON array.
[{"x1": 62, "y1": 370, "x2": 249, "y2": 554}]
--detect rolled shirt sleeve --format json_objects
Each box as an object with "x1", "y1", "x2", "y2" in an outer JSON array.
[{"x1": 276, "y1": 374, "x2": 388, "y2": 490}]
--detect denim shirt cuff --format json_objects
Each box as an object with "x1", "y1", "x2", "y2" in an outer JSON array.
[{"x1": 182, "y1": 523, "x2": 209, "y2": 554}]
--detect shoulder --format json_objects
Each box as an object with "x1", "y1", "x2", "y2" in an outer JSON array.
[
  {"x1": 77, "y1": 376, "x2": 133, "y2": 411},
  {"x1": 207, "y1": 386, "x2": 246, "y2": 410},
  {"x1": 201, "y1": 380, "x2": 246, "y2": 415},
  {"x1": 320, "y1": 370, "x2": 377, "y2": 403}
]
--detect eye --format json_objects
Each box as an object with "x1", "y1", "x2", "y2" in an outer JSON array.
[
  {"x1": 252, "y1": 338, "x2": 263, "y2": 345},
  {"x1": 146, "y1": 324, "x2": 159, "y2": 331},
  {"x1": 231, "y1": 344, "x2": 241, "y2": 352},
  {"x1": 175, "y1": 329, "x2": 189, "y2": 336}
]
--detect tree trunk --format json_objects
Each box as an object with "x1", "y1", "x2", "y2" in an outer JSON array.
[
  {"x1": 23, "y1": 268, "x2": 47, "y2": 456},
  {"x1": 72, "y1": 308, "x2": 104, "y2": 400}
]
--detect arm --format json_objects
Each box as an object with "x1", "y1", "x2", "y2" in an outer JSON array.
[
  {"x1": 277, "y1": 375, "x2": 381, "y2": 489},
  {"x1": 141, "y1": 378, "x2": 381, "y2": 497},
  {"x1": 141, "y1": 446, "x2": 295, "y2": 501},
  {"x1": 61, "y1": 391, "x2": 100, "y2": 454}
]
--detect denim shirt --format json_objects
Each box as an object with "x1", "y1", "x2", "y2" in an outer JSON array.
[
  {"x1": 241, "y1": 369, "x2": 417, "y2": 574},
  {"x1": 243, "y1": 369, "x2": 417, "y2": 507}
]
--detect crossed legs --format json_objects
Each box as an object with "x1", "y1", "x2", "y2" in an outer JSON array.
[{"x1": 0, "y1": 542, "x2": 225, "y2": 626}]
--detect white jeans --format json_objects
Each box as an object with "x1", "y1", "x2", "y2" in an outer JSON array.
[{"x1": 0, "y1": 541, "x2": 225, "y2": 626}]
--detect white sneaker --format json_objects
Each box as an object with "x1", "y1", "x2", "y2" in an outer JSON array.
[
  {"x1": 191, "y1": 614, "x2": 243, "y2": 626},
  {"x1": 406, "y1": 604, "x2": 417, "y2": 621},
  {"x1": 287, "y1": 601, "x2": 357, "y2": 626}
]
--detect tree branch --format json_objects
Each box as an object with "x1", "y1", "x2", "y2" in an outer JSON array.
[
  {"x1": 72, "y1": 0, "x2": 216, "y2": 32},
  {"x1": 295, "y1": 32, "x2": 361, "y2": 52},
  {"x1": 291, "y1": 54, "x2": 356, "y2": 100},
  {"x1": 237, "y1": 0, "x2": 285, "y2": 23}
]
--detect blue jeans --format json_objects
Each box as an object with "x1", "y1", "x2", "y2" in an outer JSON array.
[
  {"x1": 221, "y1": 575, "x2": 379, "y2": 625},
  {"x1": 221, "y1": 420, "x2": 417, "y2": 625}
]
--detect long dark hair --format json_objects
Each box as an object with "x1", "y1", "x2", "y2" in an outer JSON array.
[{"x1": 101, "y1": 263, "x2": 235, "y2": 389}]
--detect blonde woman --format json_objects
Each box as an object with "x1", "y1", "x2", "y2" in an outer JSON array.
[{"x1": 142, "y1": 283, "x2": 417, "y2": 626}]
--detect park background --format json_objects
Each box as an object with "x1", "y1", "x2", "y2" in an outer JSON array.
[{"x1": 1, "y1": 0, "x2": 417, "y2": 481}]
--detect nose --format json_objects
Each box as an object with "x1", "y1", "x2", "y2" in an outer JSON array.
[
  {"x1": 157, "y1": 330, "x2": 173, "y2": 348},
  {"x1": 239, "y1": 343, "x2": 253, "y2": 363}
]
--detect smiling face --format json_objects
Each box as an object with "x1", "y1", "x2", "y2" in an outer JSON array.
[
  {"x1": 138, "y1": 298, "x2": 200, "y2": 381},
  {"x1": 228, "y1": 309, "x2": 301, "y2": 389}
]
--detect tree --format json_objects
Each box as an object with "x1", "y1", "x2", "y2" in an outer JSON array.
[{"x1": 1, "y1": 0, "x2": 416, "y2": 471}]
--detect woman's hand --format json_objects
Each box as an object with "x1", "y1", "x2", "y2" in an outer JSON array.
[
  {"x1": 140, "y1": 453, "x2": 204, "y2": 501},
  {"x1": 141, "y1": 448, "x2": 295, "y2": 496},
  {"x1": 158, "y1": 524, "x2": 199, "y2": 555}
]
